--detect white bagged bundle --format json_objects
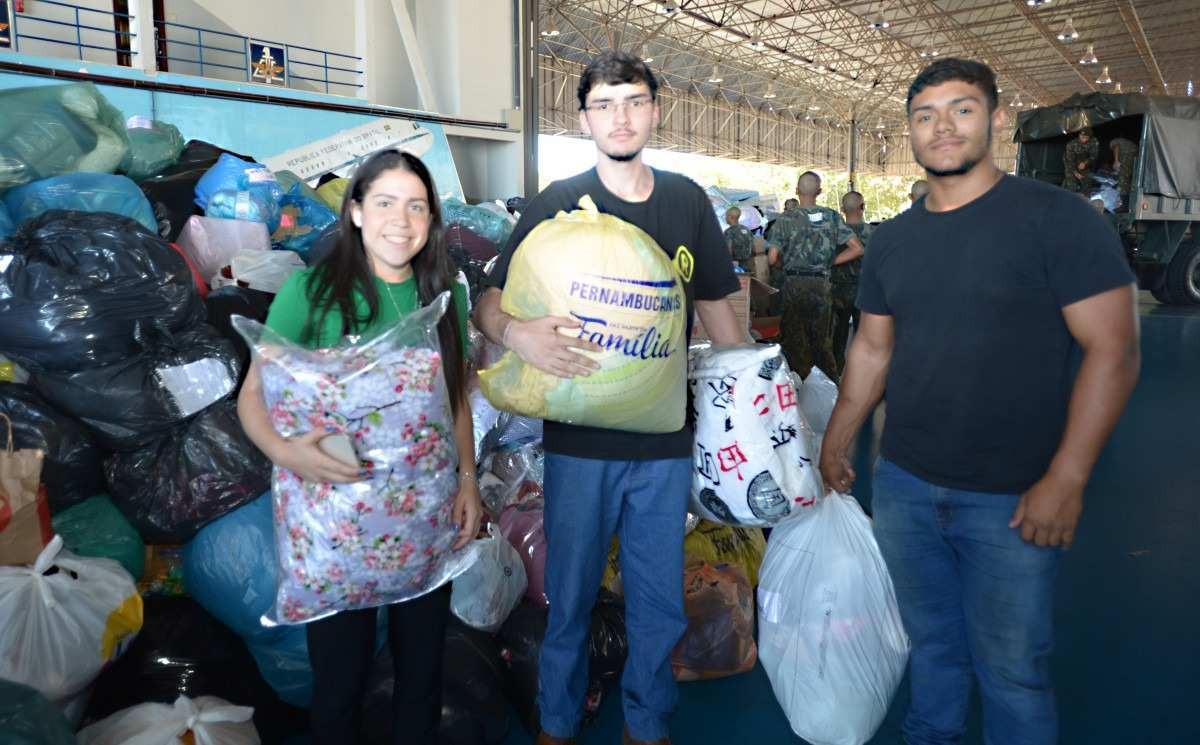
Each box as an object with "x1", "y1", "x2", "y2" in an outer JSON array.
[
  {"x1": 0, "y1": 536, "x2": 142, "y2": 705},
  {"x1": 232, "y1": 292, "x2": 478, "y2": 625},
  {"x1": 450, "y1": 523, "x2": 527, "y2": 632},
  {"x1": 797, "y1": 366, "x2": 839, "y2": 436},
  {"x1": 177, "y1": 215, "x2": 271, "y2": 280},
  {"x1": 78, "y1": 695, "x2": 260, "y2": 745},
  {"x1": 479, "y1": 196, "x2": 687, "y2": 433},
  {"x1": 690, "y1": 344, "x2": 822, "y2": 526},
  {"x1": 757, "y1": 493, "x2": 909, "y2": 745},
  {"x1": 210, "y1": 250, "x2": 304, "y2": 294}
]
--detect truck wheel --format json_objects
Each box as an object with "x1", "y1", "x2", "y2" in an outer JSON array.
[{"x1": 1164, "y1": 239, "x2": 1200, "y2": 305}]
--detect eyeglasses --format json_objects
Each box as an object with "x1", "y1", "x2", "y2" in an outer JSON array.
[{"x1": 583, "y1": 97, "x2": 653, "y2": 115}]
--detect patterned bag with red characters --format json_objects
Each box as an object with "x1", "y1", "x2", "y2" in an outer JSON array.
[
  {"x1": 689, "y1": 344, "x2": 822, "y2": 527},
  {"x1": 233, "y1": 292, "x2": 478, "y2": 625}
]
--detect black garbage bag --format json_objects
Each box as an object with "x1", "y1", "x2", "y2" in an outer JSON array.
[
  {"x1": 82, "y1": 596, "x2": 309, "y2": 745},
  {"x1": 0, "y1": 382, "x2": 106, "y2": 513},
  {"x1": 104, "y1": 399, "x2": 270, "y2": 543},
  {"x1": 138, "y1": 140, "x2": 257, "y2": 241},
  {"x1": 497, "y1": 590, "x2": 628, "y2": 734},
  {"x1": 446, "y1": 224, "x2": 498, "y2": 305},
  {"x1": 34, "y1": 324, "x2": 241, "y2": 451},
  {"x1": 204, "y1": 285, "x2": 276, "y2": 387},
  {"x1": 364, "y1": 617, "x2": 510, "y2": 745},
  {"x1": 0, "y1": 679, "x2": 77, "y2": 745},
  {"x1": 0, "y1": 210, "x2": 204, "y2": 373}
]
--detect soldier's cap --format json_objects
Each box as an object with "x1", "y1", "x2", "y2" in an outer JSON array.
[{"x1": 1079, "y1": 126, "x2": 1093, "y2": 137}]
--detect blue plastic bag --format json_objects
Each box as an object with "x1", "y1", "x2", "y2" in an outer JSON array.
[
  {"x1": 206, "y1": 188, "x2": 282, "y2": 233},
  {"x1": 272, "y1": 183, "x2": 338, "y2": 256},
  {"x1": 194, "y1": 152, "x2": 282, "y2": 210},
  {"x1": 3, "y1": 173, "x2": 157, "y2": 233},
  {"x1": 0, "y1": 202, "x2": 13, "y2": 241},
  {"x1": 182, "y1": 492, "x2": 384, "y2": 707}
]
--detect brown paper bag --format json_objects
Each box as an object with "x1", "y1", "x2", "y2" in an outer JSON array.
[{"x1": 0, "y1": 412, "x2": 50, "y2": 566}]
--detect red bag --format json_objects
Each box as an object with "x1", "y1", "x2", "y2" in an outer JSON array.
[{"x1": 0, "y1": 413, "x2": 51, "y2": 566}]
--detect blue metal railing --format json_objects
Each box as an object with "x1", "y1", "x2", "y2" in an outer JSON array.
[
  {"x1": 156, "y1": 20, "x2": 363, "y2": 95},
  {"x1": 8, "y1": 0, "x2": 136, "y2": 61}
]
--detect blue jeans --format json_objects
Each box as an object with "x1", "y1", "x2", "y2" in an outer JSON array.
[
  {"x1": 537, "y1": 453, "x2": 691, "y2": 741},
  {"x1": 872, "y1": 457, "x2": 1062, "y2": 745}
]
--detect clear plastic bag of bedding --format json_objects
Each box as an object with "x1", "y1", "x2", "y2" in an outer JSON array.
[{"x1": 232, "y1": 292, "x2": 479, "y2": 625}]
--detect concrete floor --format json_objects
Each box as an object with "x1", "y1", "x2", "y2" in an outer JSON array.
[{"x1": 502, "y1": 295, "x2": 1200, "y2": 745}]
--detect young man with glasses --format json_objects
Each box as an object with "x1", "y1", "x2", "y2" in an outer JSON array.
[{"x1": 475, "y1": 50, "x2": 744, "y2": 745}]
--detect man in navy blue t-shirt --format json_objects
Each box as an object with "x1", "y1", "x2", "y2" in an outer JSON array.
[{"x1": 820, "y1": 59, "x2": 1140, "y2": 745}]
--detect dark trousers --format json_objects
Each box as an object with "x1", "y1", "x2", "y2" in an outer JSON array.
[
  {"x1": 307, "y1": 585, "x2": 451, "y2": 745},
  {"x1": 830, "y1": 282, "x2": 859, "y2": 378}
]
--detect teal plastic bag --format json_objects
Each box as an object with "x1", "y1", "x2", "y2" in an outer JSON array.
[
  {"x1": 194, "y1": 152, "x2": 281, "y2": 210},
  {"x1": 206, "y1": 188, "x2": 282, "y2": 233},
  {"x1": 0, "y1": 202, "x2": 13, "y2": 241},
  {"x1": 122, "y1": 120, "x2": 185, "y2": 181},
  {"x1": 0, "y1": 679, "x2": 77, "y2": 745},
  {"x1": 3, "y1": 173, "x2": 157, "y2": 234},
  {"x1": 442, "y1": 197, "x2": 515, "y2": 245},
  {"x1": 51, "y1": 495, "x2": 145, "y2": 580},
  {"x1": 0, "y1": 82, "x2": 130, "y2": 190}
]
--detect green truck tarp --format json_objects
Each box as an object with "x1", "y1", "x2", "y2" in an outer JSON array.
[{"x1": 1014, "y1": 92, "x2": 1200, "y2": 200}]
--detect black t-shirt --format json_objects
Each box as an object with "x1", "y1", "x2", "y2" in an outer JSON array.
[
  {"x1": 484, "y1": 167, "x2": 740, "y2": 461},
  {"x1": 857, "y1": 175, "x2": 1134, "y2": 493}
]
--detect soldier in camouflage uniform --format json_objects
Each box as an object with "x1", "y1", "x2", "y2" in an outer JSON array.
[
  {"x1": 831, "y1": 191, "x2": 873, "y2": 377},
  {"x1": 1109, "y1": 136, "x2": 1139, "y2": 211},
  {"x1": 1062, "y1": 127, "x2": 1099, "y2": 193},
  {"x1": 723, "y1": 206, "x2": 755, "y2": 273},
  {"x1": 767, "y1": 172, "x2": 864, "y2": 380},
  {"x1": 766, "y1": 199, "x2": 798, "y2": 315}
]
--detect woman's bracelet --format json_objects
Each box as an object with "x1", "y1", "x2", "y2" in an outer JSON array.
[{"x1": 459, "y1": 469, "x2": 477, "y2": 483}]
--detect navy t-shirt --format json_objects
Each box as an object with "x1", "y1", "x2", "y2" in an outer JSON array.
[
  {"x1": 857, "y1": 175, "x2": 1135, "y2": 493},
  {"x1": 484, "y1": 167, "x2": 740, "y2": 461}
]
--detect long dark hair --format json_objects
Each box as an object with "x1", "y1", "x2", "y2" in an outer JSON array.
[{"x1": 304, "y1": 149, "x2": 466, "y2": 411}]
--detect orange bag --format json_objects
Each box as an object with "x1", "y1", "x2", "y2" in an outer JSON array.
[
  {"x1": 671, "y1": 560, "x2": 757, "y2": 682},
  {"x1": 0, "y1": 413, "x2": 50, "y2": 566}
]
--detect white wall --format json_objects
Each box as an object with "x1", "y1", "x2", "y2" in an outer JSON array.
[
  {"x1": 413, "y1": 0, "x2": 516, "y2": 123},
  {"x1": 161, "y1": 0, "x2": 359, "y2": 94}
]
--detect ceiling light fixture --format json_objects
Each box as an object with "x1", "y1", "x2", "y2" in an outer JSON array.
[
  {"x1": 919, "y1": 47, "x2": 940, "y2": 59},
  {"x1": 1056, "y1": 18, "x2": 1078, "y2": 41},
  {"x1": 640, "y1": 44, "x2": 654, "y2": 64},
  {"x1": 1079, "y1": 44, "x2": 1098, "y2": 65},
  {"x1": 540, "y1": 23, "x2": 560, "y2": 37},
  {"x1": 1096, "y1": 65, "x2": 1112, "y2": 85},
  {"x1": 707, "y1": 64, "x2": 723, "y2": 84},
  {"x1": 763, "y1": 82, "x2": 777, "y2": 99},
  {"x1": 1026, "y1": 0, "x2": 1052, "y2": 6},
  {"x1": 657, "y1": 1, "x2": 679, "y2": 15},
  {"x1": 867, "y1": 13, "x2": 890, "y2": 29},
  {"x1": 1009, "y1": 93, "x2": 1023, "y2": 108},
  {"x1": 1113, "y1": 82, "x2": 1123, "y2": 93},
  {"x1": 748, "y1": 35, "x2": 765, "y2": 50},
  {"x1": 875, "y1": 119, "x2": 886, "y2": 130}
]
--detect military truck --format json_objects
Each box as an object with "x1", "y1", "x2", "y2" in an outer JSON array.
[{"x1": 1014, "y1": 92, "x2": 1199, "y2": 305}]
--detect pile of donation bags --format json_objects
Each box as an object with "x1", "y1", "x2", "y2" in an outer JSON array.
[{"x1": 0, "y1": 78, "x2": 910, "y2": 745}]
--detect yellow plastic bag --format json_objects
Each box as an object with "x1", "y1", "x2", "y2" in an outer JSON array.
[
  {"x1": 315, "y1": 177, "x2": 349, "y2": 212},
  {"x1": 479, "y1": 196, "x2": 687, "y2": 433},
  {"x1": 683, "y1": 520, "x2": 766, "y2": 586}
]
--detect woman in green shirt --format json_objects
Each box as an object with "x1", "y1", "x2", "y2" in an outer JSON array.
[{"x1": 237, "y1": 149, "x2": 482, "y2": 744}]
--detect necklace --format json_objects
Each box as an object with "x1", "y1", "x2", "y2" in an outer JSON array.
[{"x1": 383, "y1": 280, "x2": 404, "y2": 318}]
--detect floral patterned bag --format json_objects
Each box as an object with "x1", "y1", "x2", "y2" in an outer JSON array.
[{"x1": 233, "y1": 291, "x2": 477, "y2": 625}]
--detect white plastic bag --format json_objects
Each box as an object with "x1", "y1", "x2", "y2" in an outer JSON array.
[
  {"x1": 210, "y1": 250, "x2": 304, "y2": 295},
  {"x1": 757, "y1": 493, "x2": 909, "y2": 745},
  {"x1": 0, "y1": 535, "x2": 142, "y2": 705},
  {"x1": 797, "y1": 366, "x2": 838, "y2": 436},
  {"x1": 177, "y1": 215, "x2": 270, "y2": 280},
  {"x1": 78, "y1": 695, "x2": 260, "y2": 745},
  {"x1": 450, "y1": 523, "x2": 527, "y2": 632},
  {"x1": 690, "y1": 344, "x2": 822, "y2": 526}
]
